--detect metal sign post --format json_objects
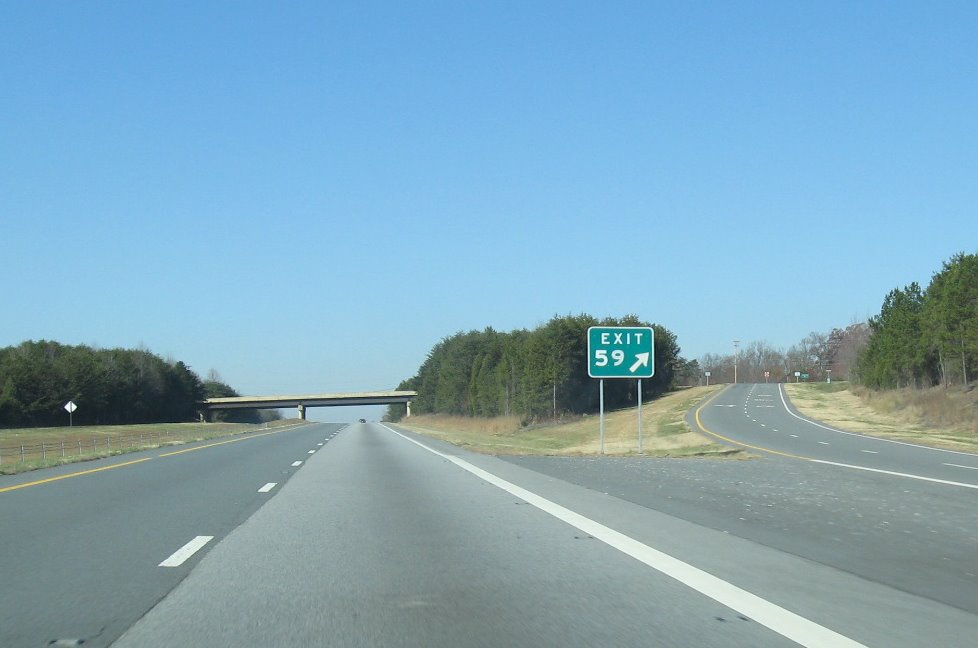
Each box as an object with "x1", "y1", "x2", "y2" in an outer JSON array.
[
  {"x1": 637, "y1": 379, "x2": 643, "y2": 454},
  {"x1": 599, "y1": 380, "x2": 605, "y2": 454}
]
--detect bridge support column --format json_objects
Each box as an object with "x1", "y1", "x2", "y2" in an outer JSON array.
[
  {"x1": 298, "y1": 404, "x2": 306, "y2": 420},
  {"x1": 406, "y1": 401, "x2": 412, "y2": 418}
]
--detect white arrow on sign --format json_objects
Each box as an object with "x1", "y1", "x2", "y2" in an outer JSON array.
[{"x1": 629, "y1": 352, "x2": 650, "y2": 374}]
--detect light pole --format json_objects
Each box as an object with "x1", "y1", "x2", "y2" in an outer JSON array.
[{"x1": 733, "y1": 340, "x2": 740, "y2": 384}]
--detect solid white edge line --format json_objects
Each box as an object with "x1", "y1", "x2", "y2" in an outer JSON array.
[
  {"x1": 380, "y1": 424, "x2": 866, "y2": 648},
  {"x1": 258, "y1": 482, "x2": 277, "y2": 493},
  {"x1": 159, "y1": 535, "x2": 214, "y2": 567},
  {"x1": 777, "y1": 384, "x2": 978, "y2": 457},
  {"x1": 811, "y1": 460, "x2": 978, "y2": 490}
]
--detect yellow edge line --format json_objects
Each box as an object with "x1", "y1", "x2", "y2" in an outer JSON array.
[
  {"x1": 158, "y1": 429, "x2": 280, "y2": 456},
  {"x1": 0, "y1": 457, "x2": 152, "y2": 493},
  {"x1": 2, "y1": 427, "x2": 292, "y2": 493},
  {"x1": 693, "y1": 386, "x2": 812, "y2": 461}
]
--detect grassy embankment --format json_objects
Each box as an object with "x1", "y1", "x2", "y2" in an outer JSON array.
[
  {"x1": 398, "y1": 384, "x2": 742, "y2": 457},
  {"x1": 0, "y1": 418, "x2": 309, "y2": 475},
  {"x1": 784, "y1": 382, "x2": 978, "y2": 453}
]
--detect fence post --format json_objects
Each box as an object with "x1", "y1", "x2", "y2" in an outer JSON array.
[
  {"x1": 42, "y1": 443, "x2": 46, "y2": 461},
  {"x1": 61, "y1": 440, "x2": 66, "y2": 459},
  {"x1": 21, "y1": 445, "x2": 26, "y2": 463}
]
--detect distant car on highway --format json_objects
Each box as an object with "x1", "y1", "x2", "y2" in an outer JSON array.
[{"x1": 358, "y1": 418, "x2": 366, "y2": 423}]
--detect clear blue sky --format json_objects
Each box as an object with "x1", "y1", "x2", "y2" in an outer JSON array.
[{"x1": 3, "y1": 2, "x2": 977, "y2": 421}]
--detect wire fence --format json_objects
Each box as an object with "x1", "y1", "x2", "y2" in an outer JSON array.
[
  {"x1": 0, "y1": 420, "x2": 306, "y2": 468},
  {"x1": 0, "y1": 429, "x2": 179, "y2": 466}
]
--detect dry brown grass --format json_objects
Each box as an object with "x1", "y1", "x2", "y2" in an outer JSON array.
[
  {"x1": 784, "y1": 383, "x2": 978, "y2": 452},
  {"x1": 398, "y1": 385, "x2": 742, "y2": 457},
  {"x1": 0, "y1": 418, "x2": 309, "y2": 474}
]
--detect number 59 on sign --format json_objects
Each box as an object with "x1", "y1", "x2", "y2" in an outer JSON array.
[{"x1": 594, "y1": 349, "x2": 626, "y2": 367}]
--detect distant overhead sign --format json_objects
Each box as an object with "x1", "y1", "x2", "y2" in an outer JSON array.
[{"x1": 587, "y1": 326, "x2": 655, "y2": 378}]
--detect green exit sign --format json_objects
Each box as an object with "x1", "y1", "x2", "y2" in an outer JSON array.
[{"x1": 587, "y1": 326, "x2": 655, "y2": 379}]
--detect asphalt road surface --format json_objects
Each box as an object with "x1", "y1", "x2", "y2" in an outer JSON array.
[
  {"x1": 108, "y1": 422, "x2": 976, "y2": 647},
  {"x1": 0, "y1": 422, "x2": 344, "y2": 648},
  {"x1": 694, "y1": 383, "x2": 978, "y2": 489},
  {"x1": 4, "y1": 414, "x2": 977, "y2": 647},
  {"x1": 693, "y1": 384, "x2": 978, "y2": 490}
]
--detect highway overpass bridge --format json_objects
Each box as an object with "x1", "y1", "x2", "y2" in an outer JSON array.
[{"x1": 200, "y1": 391, "x2": 417, "y2": 420}]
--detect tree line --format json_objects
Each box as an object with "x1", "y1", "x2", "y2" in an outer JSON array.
[
  {"x1": 0, "y1": 340, "x2": 267, "y2": 427},
  {"x1": 696, "y1": 323, "x2": 870, "y2": 385},
  {"x1": 691, "y1": 252, "x2": 978, "y2": 391},
  {"x1": 856, "y1": 252, "x2": 978, "y2": 389},
  {"x1": 387, "y1": 314, "x2": 682, "y2": 422}
]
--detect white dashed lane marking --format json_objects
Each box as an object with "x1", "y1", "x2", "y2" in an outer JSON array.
[
  {"x1": 944, "y1": 463, "x2": 978, "y2": 471},
  {"x1": 258, "y1": 482, "x2": 277, "y2": 493},
  {"x1": 291, "y1": 461, "x2": 303, "y2": 467},
  {"x1": 159, "y1": 536, "x2": 214, "y2": 568}
]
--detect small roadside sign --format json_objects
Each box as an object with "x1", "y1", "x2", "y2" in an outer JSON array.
[{"x1": 64, "y1": 400, "x2": 77, "y2": 427}]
